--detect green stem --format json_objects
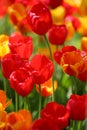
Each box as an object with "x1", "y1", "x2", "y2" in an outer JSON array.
[
  {"x1": 77, "y1": 121, "x2": 83, "y2": 130},
  {"x1": 38, "y1": 84, "x2": 42, "y2": 118},
  {"x1": 44, "y1": 35, "x2": 55, "y2": 101},
  {"x1": 3, "y1": 77, "x2": 7, "y2": 93},
  {"x1": 24, "y1": 96, "x2": 30, "y2": 110},
  {"x1": 15, "y1": 92, "x2": 18, "y2": 111},
  {"x1": 44, "y1": 35, "x2": 53, "y2": 61},
  {"x1": 70, "y1": 120, "x2": 83, "y2": 130},
  {"x1": 71, "y1": 76, "x2": 77, "y2": 94}
]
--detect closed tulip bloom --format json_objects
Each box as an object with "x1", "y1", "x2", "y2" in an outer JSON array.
[
  {"x1": 9, "y1": 68, "x2": 34, "y2": 97},
  {"x1": 60, "y1": 50, "x2": 87, "y2": 81},
  {"x1": 36, "y1": 78, "x2": 58, "y2": 97},
  {"x1": 30, "y1": 118, "x2": 60, "y2": 130},
  {"x1": 41, "y1": 102, "x2": 70, "y2": 129},
  {"x1": 66, "y1": 94, "x2": 87, "y2": 120},
  {"x1": 54, "y1": 45, "x2": 77, "y2": 64},
  {"x1": 0, "y1": 34, "x2": 10, "y2": 59},
  {"x1": 27, "y1": 3, "x2": 53, "y2": 35},
  {"x1": 81, "y1": 37, "x2": 87, "y2": 52},
  {"x1": 29, "y1": 54, "x2": 54, "y2": 84},
  {"x1": 1, "y1": 53, "x2": 23, "y2": 79},
  {"x1": 40, "y1": 0, "x2": 63, "y2": 9},
  {"x1": 6, "y1": 109, "x2": 32, "y2": 130},
  {"x1": 48, "y1": 24, "x2": 68, "y2": 45},
  {"x1": 9, "y1": 32, "x2": 33, "y2": 60}
]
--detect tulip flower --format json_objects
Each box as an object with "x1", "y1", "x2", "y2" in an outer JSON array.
[
  {"x1": 0, "y1": 0, "x2": 13, "y2": 17},
  {"x1": 5, "y1": 109, "x2": 32, "y2": 130},
  {"x1": 30, "y1": 118, "x2": 60, "y2": 130},
  {"x1": 0, "y1": 111, "x2": 7, "y2": 129},
  {"x1": 9, "y1": 32, "x2": 33, "y2": 60},
  {"x1": 9, "y1": 67, "x2": 34, "y2": 97},
  {"x1": 0, "y1": 90, "x2": 11, "y2": 111},
  {"x1": 41, "y1": 102, "x2": 70, "y2": 129},
  {"x1": 27, "y1": 3, "x2": 53, "y2": 35},
  {"x1": 1, "y1": 53, "x2": 23, "y2": 79},
  {"x1": 50, "y1": 5, "x2": 66, "y2": 24},
  {"x1": 29, "y1": 54, "x2": 54, "y2": 84},
  {"x1": 48, "y1": 24, "x2": 68, "y2": 45},
  {"x1": 36, "y1": 78, "x2": 58, "y2": 97},
  {"x1": 77, "y1": 17, "x2": 87, "y2": 36},
  {"x1": 54, "y1": 45, "x2": 77, "y2": 64},
  {"x1": 7, "y1": 3, "x2": 26, "y2": 26},
  {"x1": 40, "y1": 0, "x2": 63, "y2": 9},
  {"x1": 81, "y1": 37, "x2": 87, "y2": 52},
  {"x1": 0, "y1": 34, "x2": 10, "y2": 59},
  {"x1": 66, "y1": 94, "x2": 87, "y2": 120},
  {"x1": 65, "y1": 16, "x2": 81, "y2": 31},
  {"x1": 60, "y1": 50, "x2": 87, "y2": 81}
]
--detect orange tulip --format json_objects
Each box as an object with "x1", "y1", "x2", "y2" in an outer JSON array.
[
  {"x1": 36, "y1": 78, "x2": 58, "y2": 97},
  {"x1": 0, "y1": 111, "x2": 7, "y2": 129},
  {"x1": 7, "y1": 3, "x2": 30, "y2": 32},
  {"x1": 60, "y1": 51, "x2": 84, "y2": 76},
  {"x1": 0, "y1": 90, "x2": 11, "y2": 111},
  {"x1": 5, "y1": 109, "x2": 32, "y2": 130}
]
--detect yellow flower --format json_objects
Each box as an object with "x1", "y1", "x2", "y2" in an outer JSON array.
[
  {"x1": 50, "y1": 6, "x2": 66, "y2": 24},
  {"x1": 77, "y1": 16, "x2": 87, "y2": 36},
  {"x1": 64, "y1": 0, "x2": 82, "y2": 7},
  {"x1": 81, "y1": 37, "x2": 87, "y2": 52},
  {"x1": 78, "y1": 0, "x2": 87, "y2": 15},
  {"x1": 65, "y1": 21, "x2": 75, "y2": 41},
  {"x1": 0, "y1": 34, "x2": 10, "y2": 59}
]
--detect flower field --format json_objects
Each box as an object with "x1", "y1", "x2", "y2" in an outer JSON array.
[{"x1": 0, "y1": 0, "x2": 87, "y2": 130}]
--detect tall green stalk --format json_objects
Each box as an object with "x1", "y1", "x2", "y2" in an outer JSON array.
[
  {"x1": 44, "y1": 35, "x2": 55, "y2": 101},
  {"x1": 3, "y1": 77, "x2": 7, "y2": 93},
  {"x1": 38, "y1": 84, "x2": 42, "y2": 118},
  {"x1": 15, "y1": 92, "x2": 18, "y2": 111}
]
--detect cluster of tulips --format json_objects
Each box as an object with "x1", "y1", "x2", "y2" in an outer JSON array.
[{"x1": 0, "y1": 0, "x2": 87, "y2": 129}]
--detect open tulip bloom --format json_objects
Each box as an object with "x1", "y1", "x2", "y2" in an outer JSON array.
[{"x1": 0, "y1": 0, "x2": 87, "y2": 130}]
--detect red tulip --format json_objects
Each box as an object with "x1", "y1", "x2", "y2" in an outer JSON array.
[
  {"x1": 27, "y1": 3, "x2": 53, "y2": 35},
  {"x1": 65, "y1": 16, "x2": 81, "y2": 31},
  {"x1": 40, "y1": 0, "x2": 63, "y2": 9},
  {"x1": 41, "y1": 102, "x2": 70, "y2": 129},
  {"x1": 9, "y1": 32, "x2": 33, "y2": 60},
  {"x1": 9, "y1": 67, "x2": 34, "y2": 97},
  {"x1": 63, "y1": 2, "x2": 78, "y2": 17},
  {"x1": 30, "y1": 118, "x2": 60, "y2": 130},
  {"x1": 48, "y1": 24, "x2": 68, "y2": 45},
  {"x1": 54, "y1": 45, "x2": 77, "y2": 64},
  {"x1": 66, "y1": 94, "x2": 87, "y2": 120},
  {"x1": 1, "y1": 53, "x2": 23, "y2": 79},
  {"x1": 29, "y1": 54, "x2": 54, "y2": 84}
]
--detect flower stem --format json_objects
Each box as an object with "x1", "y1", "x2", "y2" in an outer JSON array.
[
  {"x1": 3, "y1": 77, "x2": 7, "y2": 93},
  {"x1": 44, "y1": 35, "x2": 55, "y2": 101},
  {"x1": 24, "y1": 96, "x2": 30, "y2": 110},
  {"x1": 38, "y1": 84, "x2": 42, "y2": 118},
  {"x1": 44, "y1": 35, "x2": 53, "y2": 61},
  {"x1": 15, "y1": 92, "x2": 18, "y2": 111}
]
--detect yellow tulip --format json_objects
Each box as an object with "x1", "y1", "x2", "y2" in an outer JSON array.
[{"x1": 0, "y1": 34, "x2": 10, "y2": 59}]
